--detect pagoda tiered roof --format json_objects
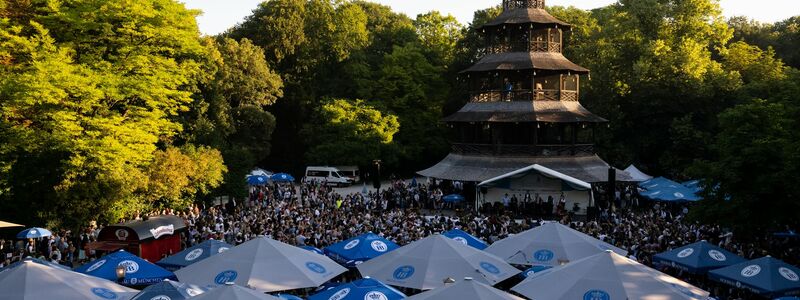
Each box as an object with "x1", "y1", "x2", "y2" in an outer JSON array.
[{"x1": 443, "y1": 101, "x2": 606, "y2": 123}]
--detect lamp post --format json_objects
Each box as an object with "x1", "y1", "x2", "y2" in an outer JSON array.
[{"x1": 115, "y1": 265, "x2": 126, "y2": 284}]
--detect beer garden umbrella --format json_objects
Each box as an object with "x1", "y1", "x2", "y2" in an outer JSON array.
[
  {"x1": 75, "y1": 249, "x2": 178, "y2": 286},
  {"x1": 16, "y1": 227, "x2": 52, "y2": 239},
  {"x1": 485, "y1": 222, "x2": 626, "y2": 266},
  {"x1": 130, "y1": 279, "x2": 207, "y2": 300},
  {"x1": 175, "y1": 237, "x2": 347, "y2": 292},
  {"x1": 0, "y1": 258, "x2": 137, "y2": 300},
  {"x1": 708, "y1": 256, "x2": 800, "y2": 298},
  {"x1": 324, "y1": 232, "x2": 399, "y2": 267},
  {"x1": 190, "y1": 283, "x2": 282, "y2": 300},
  {"x1": 307, "y1": 277, "x2": 406, "y2": 300},
  {"x1": 157, "y1": 239, "x2": 233, "y2": 271},
  {"x1": 404, "y1": 278, "x2": 524, "y2": 300},
  {"x1": 653, "y1": 240, "x2": 746, "y2": 274},
  {"x1": 357, "y1": 234, "x2": 519, "y2": 290},
  {"x1": 512, "y1": 250, "x2": 710, "y2": 300}
]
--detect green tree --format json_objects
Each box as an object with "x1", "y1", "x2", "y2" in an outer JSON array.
[
  {"x1": 144, "y1": 146, "x2": 227, "y2": 210},
  {"x1": 303, "y1": 99, "x2": 399, "y2": 166},
  {"x1": 413, "y1": 11, "x2": 464, "y2": 64},
  {"x1": 0, "y1": 0, "x2": 215, "y2": 227},
  {"x1": 691, "y1": 71, "x2": 800, "y2": 232}
]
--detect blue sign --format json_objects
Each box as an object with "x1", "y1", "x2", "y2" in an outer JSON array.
[
  {"x1": 214, "y1": 270, "x2": 238, "y2": 284},
  {"x1": 392, "y1": 265, "x2": 415, "y2": 280},
  {"x1": 479, "y1": 262, "x2": 501, "y2": 274},
  {"x1": 91, "y1": 288, "x2": 118, "y2": 299},
  {"x1": 583, "y1": 290, "x2": 610, "y2": 300},
  {"x1": 306, "y1": 262, "x2": 327, "y2": 274},
  {"x1": 534, "y1": 249, "x2": 554, "y2": 262}
]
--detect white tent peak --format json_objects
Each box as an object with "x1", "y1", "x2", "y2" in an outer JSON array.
[
  {"x1": 624, "y1": 165, "x2": 653, "y2": 182},
  {"x1": 478, "y1": 164, "x2": 591, "y2": 190}
]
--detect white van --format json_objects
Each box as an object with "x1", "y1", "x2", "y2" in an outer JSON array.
[
  {"x1": 304, "y1": 166, "x2": 353, "y2": 186},
  {"x1": 334, "y1": 166, "x2": 360, "y2": 183}
]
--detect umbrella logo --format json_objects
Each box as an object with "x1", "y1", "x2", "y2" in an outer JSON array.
[
  {"x1": 119, "y1": 260, "x2": 139, "y2": 274},
  {"x1": 218, "y1": 247, "x2": 229, "y2": 253},
  {"x1": 583, "y1": 290, "x2": 610, "y2": 300},
  {"x1": 344, "y1": 239, "x2": 361, "y2": 250},
  {"x1": 677, "y1": 248, "x2": 694, "y2": 258},
  {"x1": 30, "y1": 229, "x2": 37, "y2": 235},
  {"x1": 306, "y1": 262, "x2": 327, "y2": 274},
  {"x1": 392, "y1": 265, "x2": 415, "y2": 280},
  {"x1": 328, "y1": 288, "x2": 351, "y2": 300},
  {"x1": 371, "y1": 241, "x2": 388, "y2": 252},
  {"x1": 364, "y1": 291, "x2": 388, "y2": 300},
  {"x1": 185, "y1": 249, "x2": 204, "y2": 261},
  {"x1": 779, "y1": 267, "x2": 799, "y2": 281},
  {"x1": 674, "y1": 192, "x2": 684, "y2": 198},
  {"x1": 91, "y1": 287, "x2": 118, "y2": 299},
  {"x1": 86, "y1": 259, "x2": 107, "y2": 272},
  {"x1": 534, "y1": 250, "x2": 554, "y2": 262},
  {"x1": 150, "y1": 296, "x2": 171, "y2": 300},
  {"x1": 479, "y1": 262, "x2": 501, "y2": 274},
  {"x1": 214, "y1": 270, "x2": 238, "y2": 284},
  {"x1": 452, "y1": 237, "x2": 469, "y2": 245},
  {"x1": 740, "y1": 265, "x2": 761, "y2": 277},
  {"x1": 707, "y1": 250, "x2": 726, "y2": 261}
]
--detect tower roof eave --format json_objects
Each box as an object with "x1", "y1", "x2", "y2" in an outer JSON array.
[
  {"x1": 479, "y1": 8, "x2": 571, "y2": 29},
  {"x1": 461, "y1": 52, "x2": 589, "y2": 74},
  {"x1": 442, "y1": 101, "x2": 608, "y2": 123}
]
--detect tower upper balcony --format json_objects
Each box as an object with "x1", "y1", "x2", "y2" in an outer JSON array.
[{"x1": 503, "y1": 0, "x2": 546, "y2": 11}]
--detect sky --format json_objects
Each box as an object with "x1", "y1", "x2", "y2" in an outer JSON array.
[{"x1": 182, "y1": 0, "x2": 800, "y2": 36}]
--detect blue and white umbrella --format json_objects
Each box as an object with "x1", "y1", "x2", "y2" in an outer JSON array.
[
  {"x1": 324, "y1": 232, "x2": 399, "y2": 267},
  {"x1": 442, "y1": 194, "x2": 465, "y2": 203},
  {"x1": 513, "y1": 250, "x2": 709, "y2": 299},
  {"x1": 157, "y1": 240, "x2": 233, "y2": 271},
  {"x1": 357, "y1": 234, "x2": 519, "y2": 290},
  {"x1": 247, "y1": 175, "x2": 270, "y2": 185},
  {"x1": 485, "y1": 222, "x2": 627, "y2": 266},
  {"x1": 442, "y1": 229, "x2": 488, "y2": 250},
  {"x1": 130, "y1": 279, "x2": 208, "y2": 300},
  {"x1": 308, "y1": 277, "x2": 405, "y2": 300},
  {"x1": 16, "y1": 227, "x2": 52, "y2": 239},
  {"x1": 75, "y1": 250, "x2": 177, "y2": 286},
  {"x1": 653, "y1": 240, "x2": 746, "y2": 274},
  {"x1": 708, "y1": 256, "x2": 800, "y2": 298},
  {"x1": 175, "y1": 237, "x2": 346, "y2": 292},
  {"x1": 0, "y1": 258, "x2": 137, "y2": 300},
  {"x1": 271, "y1": 173, "x2": 295, "y2": 183}
]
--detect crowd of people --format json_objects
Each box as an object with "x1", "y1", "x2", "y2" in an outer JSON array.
[{"x1": 1, "y1": 179, "x2": 797, "y2": 299}]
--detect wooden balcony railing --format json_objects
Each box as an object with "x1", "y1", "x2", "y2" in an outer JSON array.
[
  {"x1": 452, "y1": 143, "x2": 594, "y2": 156},
  {"x1": 470, "y1": 89, "x2": 578, "y2": 102},
  {"x1": 484, "y1": 40, "x2": 561, "y2": 55}
]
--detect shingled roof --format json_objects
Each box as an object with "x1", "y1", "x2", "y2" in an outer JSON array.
[
  {"x1": 481, "y1": 8, "x2": 571, "y2": 28},
  {"x1": 443, "y1": 101, "x2": 607, "y2": 123},
  {"x1": 418, "y1": 154, "x2": 632, "y2": 183},
  {"x1": 463, "y1": 52, "x2": 589, "y2": 73}
]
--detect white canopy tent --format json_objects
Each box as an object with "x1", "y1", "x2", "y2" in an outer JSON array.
[
  {"x1": 624, "y1": 165, "x2": 653, "y2": 182},
  {"x1": 477, "y1": 164, "x2": 594, "y2": 215}
]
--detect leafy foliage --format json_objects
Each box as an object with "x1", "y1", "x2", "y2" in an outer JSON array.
[{"x1": 303, "y1": 99, "x2": 399, "y2": 166}]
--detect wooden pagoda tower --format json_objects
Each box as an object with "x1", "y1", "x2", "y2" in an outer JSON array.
[{"x1": 419, "y1": 0, "x2": 629, "y2": 184}]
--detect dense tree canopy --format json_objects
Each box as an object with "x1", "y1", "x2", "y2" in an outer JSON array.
[{"x1": 1, "y1": 0, "x2": 798, "y2": 232}]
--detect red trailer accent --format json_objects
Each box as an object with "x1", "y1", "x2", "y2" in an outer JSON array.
[{"x1": 94, "y1": 215, "x2": 187, "y2": 262}]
